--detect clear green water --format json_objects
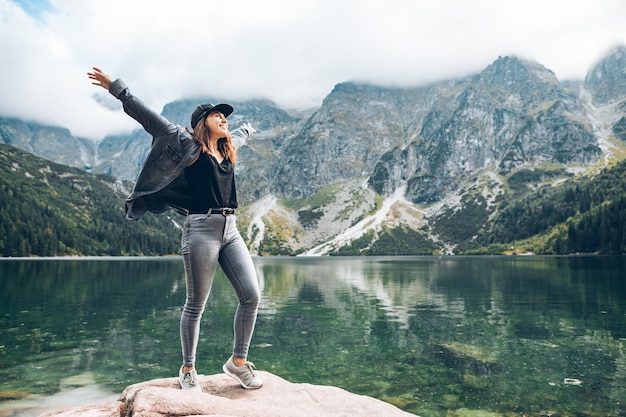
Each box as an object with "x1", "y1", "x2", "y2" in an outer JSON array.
[{"x1": 1, "y1": 256, "x2": 625, "y2": 416}]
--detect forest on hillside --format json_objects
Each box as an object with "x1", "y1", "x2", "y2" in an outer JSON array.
[
  {"x1": 464, "y1": 160, "x2": 626, "y2": 255},
  {"x1": 0, "y1": 145, "x2": 180, "y2": 257}
]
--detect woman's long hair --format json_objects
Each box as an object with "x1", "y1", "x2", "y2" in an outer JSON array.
[{"x1": 191, "y1": 116, "x2": 237, "y2": 164}]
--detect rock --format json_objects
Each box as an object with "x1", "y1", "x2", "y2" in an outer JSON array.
[{"x1": 38, "y1": 371, "x2": 416, "y2": 417}]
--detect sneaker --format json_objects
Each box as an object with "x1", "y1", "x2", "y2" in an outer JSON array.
[
  {"x1": 222, "y1": 356, "x2": 263, "y2": 389},
  {"x1": 179, "y1": 365, "x2": 202, "y2": 392}
]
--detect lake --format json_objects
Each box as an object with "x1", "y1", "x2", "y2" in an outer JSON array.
[{"x1": 1, "y1": 256, "x2": 625, "y2": 417}]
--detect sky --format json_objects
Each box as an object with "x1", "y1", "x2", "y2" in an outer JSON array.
[{"x1": 1, "y1": 0, "x2": 625, "y2": 140}]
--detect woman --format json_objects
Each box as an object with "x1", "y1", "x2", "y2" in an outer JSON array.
[{"x1": 87, "y1": 67, "x2": 262, "y2": 392}]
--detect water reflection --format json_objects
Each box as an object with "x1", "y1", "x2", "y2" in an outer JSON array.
[{"x1": 0, "y1": 256, "x2": 625, "y2": 417}]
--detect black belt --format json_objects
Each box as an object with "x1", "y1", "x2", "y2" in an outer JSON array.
[{"x1": 187, "y1": 208, "x2": 236, "y2": 216}]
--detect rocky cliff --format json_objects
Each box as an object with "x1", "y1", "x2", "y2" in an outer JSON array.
[
  {"x1": 584, "y1": 45, "x2": 626, "y2": 107},
  {"x1": 369, "y1": 55, "x2": 601, "y2": 204}
]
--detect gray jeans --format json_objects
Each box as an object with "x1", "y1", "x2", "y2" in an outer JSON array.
[{"x1": 180, "y1": 212, "x2": 260, "y2": 367}]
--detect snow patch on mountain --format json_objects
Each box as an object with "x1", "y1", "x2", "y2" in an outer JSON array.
[
  {"x1": 300, "y1": 186, "x2": 409, "y2": 256},
  {"x1": 246, "y1": 194, "x2": 277, "y2": 255}
]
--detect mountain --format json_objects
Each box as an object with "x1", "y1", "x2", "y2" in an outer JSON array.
[
  {"x1": 0, "y1": 118, "x2": 95, "y2": 169},
  {"x1": 370, "y1": 55, "x2": 600, "y2": 205},
  {"x1": 584, "y1": 45, "x2": 626, "y2": 106},
  {"x1": 2, "y1": 46, "x2": 626, "y2": 256}
]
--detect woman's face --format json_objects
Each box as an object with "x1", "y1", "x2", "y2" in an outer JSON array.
[{"x1": 204, "y1": 111, "x2": 229, "y2": 139}]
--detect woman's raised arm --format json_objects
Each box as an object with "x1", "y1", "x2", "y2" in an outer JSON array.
[{"x1": 87, "y1": 66, "x2": 173, "y2": 137}]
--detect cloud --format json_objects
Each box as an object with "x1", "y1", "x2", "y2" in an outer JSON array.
[{"x1": 0, "y1": 0, "x2": 625, "y2": 140}]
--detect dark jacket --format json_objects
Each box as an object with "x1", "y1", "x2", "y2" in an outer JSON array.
[{"x1": 108, "y1": 79, "x2": 252, "y2": 220}]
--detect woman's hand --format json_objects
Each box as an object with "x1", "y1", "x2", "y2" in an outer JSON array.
[
  {"x1": 241, "y1": 122, "x2": 257, "y2": 135},
  {"x1": 87, "y1": 67, "x2": 113, "y2": 90}
]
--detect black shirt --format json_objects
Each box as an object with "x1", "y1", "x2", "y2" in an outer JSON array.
[{"x1": 183, "y1": 153, "x2": 238, "y2": 212}]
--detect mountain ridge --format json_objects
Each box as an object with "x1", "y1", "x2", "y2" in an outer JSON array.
[{"x1": 2, "y1": 46, "x2": 626, "y2": 256}]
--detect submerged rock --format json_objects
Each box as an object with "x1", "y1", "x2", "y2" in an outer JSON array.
[
  {"x1": 436, "y1": 342, "x2": 498, "y2": 375},
  {"x1": 38, "y1": 371, "x2": 415, "y2": 417}
]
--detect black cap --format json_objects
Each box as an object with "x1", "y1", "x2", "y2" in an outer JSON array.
[{"x1": 190, "y1": 103, "x2": 234, "y2": 129}]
